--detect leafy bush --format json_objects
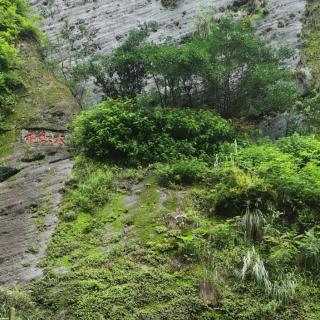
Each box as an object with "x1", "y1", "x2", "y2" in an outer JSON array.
[
  {"x1": 297, "y1": 228, "x2": 320, "y2": 271},
  {"x1": 195, "y1": 136, "x2": 320, "y2": 229},
  {"x1": 208, "y1": 223, "x2": 236, "y2": 250},
  {"x1": 197, "y1": 165, "x2": 275, "y2": 217},
  {"x1": 276, "y1": 134, "x2": 320, "y2": 165},
  {"x1": 73, "y1": 99, "x2": 235, "y2": 165},
  {"x1": 0, "y1": 0, "x2": 40, "y2": 120},
  {"x1": 145, "y1": 16, "x2": 298, "y2": 117},
  {"x1": 0, "y1": 287, "x2": 43, "y2": 319},
  {"x1": 155, "y1": 159, "x2": 209, "y2": 186},
  {"x1": 238, "y1": 142, "x2": 320, "y2": 223},
  {"x1": 265, "y1": 231, "x2": 299, "y2": 268}
]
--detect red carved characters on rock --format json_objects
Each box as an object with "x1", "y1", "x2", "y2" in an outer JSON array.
[
  {"x1": 24, "y1": 131, "x2": 37, "y2": 144},
  {"x1": 39, "y1": 131, "x2": 47, "y2": 144},
  {"x1": 24, "y1": 131, "x2": 65, "y2": 145},
  {"x1": 53, "y1": 133, "x2": 65, "y2": 144}
]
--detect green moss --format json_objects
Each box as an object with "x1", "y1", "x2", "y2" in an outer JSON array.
[
  {"x1": 4, "y1": 154, "x2": 318, "y2": 319},
  {"x1": 0, "y1": 39, "x2": 79, "y2": 160},
  {"x1": 24, "y1": 161, "x2": 212, "y2": 319}
]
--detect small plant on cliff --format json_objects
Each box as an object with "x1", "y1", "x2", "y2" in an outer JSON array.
[{"x1": 161, "y1": 0, "x2": 178, "y2": 9}]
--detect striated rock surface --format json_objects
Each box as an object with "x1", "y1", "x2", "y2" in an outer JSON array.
[
  {"x1": 0, "y1": 41, "x2": 80, "y2": 287},
  {"x1": 30, "y1": 0, "x2": 305, "y2": 68}
]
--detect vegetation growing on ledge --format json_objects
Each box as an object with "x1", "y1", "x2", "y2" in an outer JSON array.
[
  {"x1": 72, "y1": 99, "x2": 236, "y2": 164},
  {"x1": 161, "y1": 0, "x2": 179, "y2": 9},
  {"x1": 1, "y1": 3, "x2": 320, "y2": 320},
  {"x1": 301, "y1": 0, "x2": 320, "y2": 88},
  {"x1": 300, "y1": 0, "x2": 320, "y2": 128},
  {"x1": 69, "y1": 17, "x2": 297, "y2": 118},
  {"x1": 0, "y1": 0, "x2": 40, "y2": 124}
]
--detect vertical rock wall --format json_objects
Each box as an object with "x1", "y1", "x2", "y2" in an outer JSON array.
[
  {"x1": 31, "y1": 0, "x2": 305, "y2": 68},
  {"x1": 0, "y1": 41, "x2": 80, "y2": 287}
]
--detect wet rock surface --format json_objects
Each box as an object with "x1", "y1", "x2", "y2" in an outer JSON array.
[
  {"x1": 0, "y1": 41, "x2": 80, "y2": 287},
  {"x1": 30, "y1": 0, "x2": 305, "y2": 70}
]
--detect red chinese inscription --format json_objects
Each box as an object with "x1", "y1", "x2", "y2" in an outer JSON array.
[{"x1": 24, "y1": 131, "x2": 65, "y2": 145}]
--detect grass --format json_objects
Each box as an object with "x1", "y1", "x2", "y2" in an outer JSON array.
[{"x1": 0, "y1": 156, "x2": 319, "y2": 319}]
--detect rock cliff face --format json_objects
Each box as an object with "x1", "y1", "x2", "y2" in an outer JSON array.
[
  {"x1": 0, "y1": 41, "x2": 80, "y2": 287},
  {"x1": 0, "y1": 0, "x2": 307, "y2": 288},
  {"x1": 31, "y1": 0, "x2": 305, "y2": 68}
]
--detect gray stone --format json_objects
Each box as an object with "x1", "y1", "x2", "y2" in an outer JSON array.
[
  {"x1": 29, "y1": 0, "x2": 306, "y2": 85},
  {"x1": 296, "y1": 67, "x2": 313, "y2": 97},
  {"x1": 0, "y1": 41, "x2": 80, "y2": 287}
]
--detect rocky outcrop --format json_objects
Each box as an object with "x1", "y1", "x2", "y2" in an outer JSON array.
[
  {"x1": 30, "y1": 0, "x2": 305, "y2": 69},
  {"x1": 0, "y1": 41, "x2": 80, "y2": 287}
]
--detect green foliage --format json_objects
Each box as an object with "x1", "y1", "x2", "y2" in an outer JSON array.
[
  {"x1": 146, "y1": 16, "x2": 298, "y2": 117},
  {"x1": 197, "y1": 164, "x2": 275, "y2": 217},
  {"x1": 296, "y1": 228, "x2": 320, "y2": 271},
  {"x1": 0, "y1": 288, "x2": 44, "y2": 319},
  {"x1": 265, "y1": 230, "x2": 299, "y2": 268},
  {"x1": 24, "y1": 161, "x2": 212, "y2": 320},
  {"x1": 276, "y1": 134, "x2": 320, "y2": 164},
  {"x1": 161, "y1": 0, "x2": 178, "y2": 9},
  {"x1": 10, "y1": 152, "x2": 319, "y2": 319},
  {"x1": 194, "y1": 135, "x2": 320, "y2": 232},
  {"x1": 155, "y1": 159, "x2": 209, "y2": 186},
  {"x1": 249, "y1": 142, "x2": 320, "y2": 222},
  {"x1": 60, "y1": 156, "x2": 115, "y2": 213},
  {"x1": 301, "y1": 0, "x2": 320, "y2": 88},
  {"x1": 82, "y1": 16, "x2": 297, "y2": 118},
  {"x1": 91, "y1": 22, "x2": 157, "y2": 100},
  {"x1": 0, "y1": 0, "x2": 40, "y2": 122},
  {"x1": 73, "y1": 99, "x2": 235, "y2": 165}
]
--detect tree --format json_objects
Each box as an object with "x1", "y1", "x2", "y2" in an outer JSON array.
[
  {"x1": 87, "y1": 22, "x2": 157, "y2": 99},
  {"x1": 196, "y1": 16, "x2": 298, "y2": 117}
]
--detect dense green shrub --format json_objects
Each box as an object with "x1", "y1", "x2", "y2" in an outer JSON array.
[
  {"x1": 297, "y1": 228, "x2": 320, "y2": 271},
  {"x1": 196, "y1": 137, "x2": 320, "y2": 228},
  {"x1": 73, "y1": 99, "x2": 235, "y2": 165},
  {"x1": 238, "y1": 142, "x2": 320, "y2": 220},
  {"x1": 146, "y1": 16, "x2": 297, "y2": 117},
  {"x1": 276, "y1": 134, "x2": 320, "y2": 164},
  {"x1": 155, "y1": 158, "x2": 209, "y2": 186},
  {"x1": 0, "y1": 0, "x2": 40, "y2": 121},
  {"x1": 197, "y1": 165, "x2": 276, "y2": 217}
]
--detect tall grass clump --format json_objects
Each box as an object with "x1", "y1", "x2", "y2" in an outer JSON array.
[{"x1": 241, "y1": 248, "x2": 296, "y2": 303}]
